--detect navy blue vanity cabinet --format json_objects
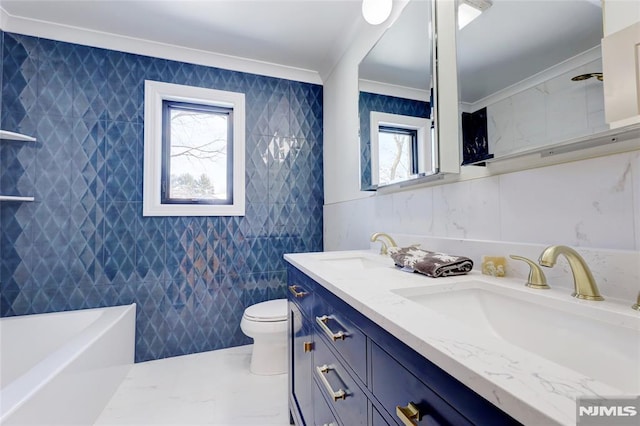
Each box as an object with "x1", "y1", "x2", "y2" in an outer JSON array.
[
  {"x1": 286, "y1": 264, "x2": 521, "y2": 426},
  {"x1": 313, "y1": 292, "x2": 368, "y2": 384},
  {"x1": 313, "y1": 380, "x2": 339, "y2": 426},
  {"x1": 288, "y1": 268, "x2": 316, "y2": 426},
  {"x1": 371, "y1": 342, "x2": 471, "y2": 426},
  {"x1": 313, "y1": 335, "x2": 368, "y2": 425}
]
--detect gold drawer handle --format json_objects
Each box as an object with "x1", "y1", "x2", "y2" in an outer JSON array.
[
  {"x1": 315, "y1": 364, "x2": 347, "y2": 402},
  {"x1": 288, "y1": 284, "x2": 308, "y2": 298},
  {"x1": 316, "y1": 315, "x2": 347, "y2": 341},
  {"x1": 303, "y1": 341, "x2": 313, "y2": 353},
  {"x1": 396, "y1": 402, "x2": 421, "y2": 426}
]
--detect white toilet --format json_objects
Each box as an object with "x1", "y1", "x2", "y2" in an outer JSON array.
[{"x1": 240, "y1": 298, "x2": 288, "y2": 375}]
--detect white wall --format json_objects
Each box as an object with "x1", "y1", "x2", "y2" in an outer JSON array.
[
  {"x1": 323, "y1": 0, "x2": 640, "y2": 252},
  {"x1": 325, "y1": 149, "x2": 640, "y2": 251}
]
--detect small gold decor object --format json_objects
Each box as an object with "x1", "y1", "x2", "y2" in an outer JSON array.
[{"x1": 482, "y1": 256, "x2": 506, "y2": 277}]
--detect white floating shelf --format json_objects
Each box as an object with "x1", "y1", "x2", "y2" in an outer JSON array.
[
  {"x1": 0, "y1": 130, "x2": 37, "y2": 142},
  {"x1": 0, "y1": 195, "x2": 35, "y2": 202}
]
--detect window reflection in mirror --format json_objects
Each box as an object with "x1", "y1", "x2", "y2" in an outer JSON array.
[
  {"x1": 457, "y1": 0, "x2": 606, "y2": 164},
  {"x1": 358, "y1": 0, "x2": 436, "y2": 190},
  {"x1": 370, "y1": 112, "x2": 434, "y2": 186}
]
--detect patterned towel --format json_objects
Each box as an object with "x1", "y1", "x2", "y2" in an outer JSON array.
[{"x1": 388, "y1": 246, "x2": 473, "y2": 278}]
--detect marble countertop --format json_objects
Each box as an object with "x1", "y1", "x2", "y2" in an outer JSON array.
[{"x1": 284, "y1": 250, "x2": 640, "y2": 426}]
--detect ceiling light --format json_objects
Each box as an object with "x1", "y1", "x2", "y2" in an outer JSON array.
[
  {"x1": 458, "y1": 0, "x2": 492, "y2": 30},
  {"x1": 362, "y1": 0, "x2": 393, "y2": 25}
]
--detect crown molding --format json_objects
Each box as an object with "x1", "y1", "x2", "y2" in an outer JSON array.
[{"x1": 0, "y1": 6, "x2": 322, "y2": 85}]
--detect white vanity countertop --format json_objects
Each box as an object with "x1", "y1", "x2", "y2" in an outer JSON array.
[{"x1": 284, "y1": 250, "x2": 640, "y2": 426}]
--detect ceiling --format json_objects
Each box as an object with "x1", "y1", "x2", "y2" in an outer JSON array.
[{"x1": 0, "y1": 0, "x2": 365, "y2": 81}]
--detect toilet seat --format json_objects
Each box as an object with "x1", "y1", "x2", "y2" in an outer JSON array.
[{"x1": 243, "y1": 299, "x2": 287, "y2": 322}]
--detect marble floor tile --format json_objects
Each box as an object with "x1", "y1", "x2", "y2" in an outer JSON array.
[{"x1": 94, "y1": 345, "x2": 290, "y2": 425}]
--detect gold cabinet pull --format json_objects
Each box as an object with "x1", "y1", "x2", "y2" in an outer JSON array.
[
  {"x1": 316, "y1": 315, "x2": 347, "y2": 341},
  {"x1": 315, "y1": 364, "x2": 347, "y2": 401},
  {"x1": 288, "y1": 284, "x2": 308, "y2": 298},
  {"x1": 303, "y1": 341, "x2": 313, "y2": 352},
  {"x1": 396, "y1": 402, "x2": 421, "y2": 426}
]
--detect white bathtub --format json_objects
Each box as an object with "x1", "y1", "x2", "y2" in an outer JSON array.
[{"x1": 0, "y1": 304, "x2": 136, "y2": 425}]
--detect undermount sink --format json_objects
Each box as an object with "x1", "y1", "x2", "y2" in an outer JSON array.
[
  {"x1": 392, "y1": 281, "x2": 640, "y2": 394},
  {"x1": 316, "y1": 252, "x2": 394, "y2": 270}
]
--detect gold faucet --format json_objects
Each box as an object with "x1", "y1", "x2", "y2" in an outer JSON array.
[
  {"x1": 370, "y1": 232, "x2": 397, "y2": 255},
  {"x1": 538, "y1": 245, "x2": 604, "y2": 301},
  {"x1": 509, "y1": 255, "x2": 549, "y2": 289},
  {"x1": 632, "y1": 293, "x2": 640, "y2": 311}
]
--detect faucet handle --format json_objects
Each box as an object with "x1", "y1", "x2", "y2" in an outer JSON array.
[
  {"x1": 633, "y1": 292, "x2": 640, "y2": 311},
  {"x1": 509, "y1": 255, "x2": 550, "y2": 289}
]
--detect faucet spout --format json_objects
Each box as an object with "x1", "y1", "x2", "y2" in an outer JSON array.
[
  {"x1": 538, "y1": 245, "x2": 604, "y2": 301},
  {"x1": 370, "y1": 232, "x2": 397, "y2": 255}
]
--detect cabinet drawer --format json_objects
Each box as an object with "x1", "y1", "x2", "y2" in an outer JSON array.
[
  {"x1": 313, "y1": 380, "x2": 339, "y2": 426},
  {"x1": 314, "y1": 297, "x2": 367, "y2": 382},
  {"x1": 288, "y1": 266, "x2": 315, "y2": 317},
  {"x1": 372, "y1": 406, "x2": 389, "y2": 426},
  {"x1": 314, "y1": 336, "x2": 367, "y2": 426},
  {"x1": 371, "y1": 343, "x2": 472, "y2": 426}
]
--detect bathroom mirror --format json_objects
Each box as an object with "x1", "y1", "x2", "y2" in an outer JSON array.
[
  {"x1": 358, "y1": 0, "x2": 437, "y2": 190},
  {"x1": 457, "y1": 0, "x2": 611, "y2": 164}
]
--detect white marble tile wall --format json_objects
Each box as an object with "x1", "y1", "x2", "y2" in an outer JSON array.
[
  {"x1": 324, "y1": 149, "x2": 640, "y2": 300},
  {"x1": 487, "y1": 59, "x2": 608, "y2": 157}
]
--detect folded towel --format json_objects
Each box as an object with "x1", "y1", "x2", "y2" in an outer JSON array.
[{"x1": 388, "y1": 246, "x2": 473, "y2": 278}]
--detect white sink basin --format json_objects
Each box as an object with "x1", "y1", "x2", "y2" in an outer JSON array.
[
  {"x1": 316, "y1": 252, "x2": 394, "y2": 270},
  {"x1": 392, "y1": 281, "x2": 640, "y2": 394}
]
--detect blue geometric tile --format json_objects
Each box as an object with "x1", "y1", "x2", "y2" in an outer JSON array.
[
  {"x1": 290, "y1": 82, "x2": 323, "y2": 141},
  {"x1": 0, "y1": 34, "x2": 324, "y2": 363},
  {"x1": 218, "y1": 216, "x2": 250, "y2": 279},
  {"x1": 34, "y1": 115, "x2": 74, "y2": 201},
  {"x1": 101, "y1": 201, "x2": 136, "y2": 282},
  {"x1": 136, "y1": 213, "x2": 166, "y2": 282},
  {"x1": 36, "y1": 38, "x2": 75, "y2": 118},
  {"x1": 105, "y1": 121, "x2": 141, "y2": 202},
  {"x1": 268, "y1": 80, "x2": 290, "y2": 137},
  {"x1": 2, "y1": 33, "x2": 38, "y2": 118},
  {"x1": 245, "y1": 134, "x2": 269, "y2": 203},
  {"x1": 105, "y1": 51, "x2": 143, "y2": 122},
  {"x1": 245, "y1": 83, "x2": 271, "y2": 136},
  {"x1": 71, "y1": 44, "x2": 108, "y2": 119}
]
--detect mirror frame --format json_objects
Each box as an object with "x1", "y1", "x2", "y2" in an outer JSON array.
[{"x1": 357, "y1": 0, "x2": 461, "y2": 192}]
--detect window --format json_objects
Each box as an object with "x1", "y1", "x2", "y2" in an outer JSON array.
[
  {"x1": 143, "y1": 81, "x2": 245, "y2": 216},
  {"x1": 377, "y1": 125, "x2": 418, "y2": 185},
  {"x1": 370, "y1": 112, "x2": 432, "y2": 187}
]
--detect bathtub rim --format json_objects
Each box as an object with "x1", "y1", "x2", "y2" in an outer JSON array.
[{"x1": 0, "y1": 303, "x2": 136, "y2": 422}]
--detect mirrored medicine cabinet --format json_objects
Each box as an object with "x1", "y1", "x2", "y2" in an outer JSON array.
[
  {"x1": 457, "y1": 0, "x2": 638, "y2": 165},
  {"x1": 358, "y1": 0, "x2": 639, "y2": 192},
  {"x1": 358, "y1": 0, "x2": 440, "y2": 191}
]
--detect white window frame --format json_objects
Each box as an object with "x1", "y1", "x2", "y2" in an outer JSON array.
[
  {"x1": 143, "y1": 80, "x2": 245, "y2": 216},
  {"x1": 370, "y1": 111, "x2": 432, "y2": 186}
]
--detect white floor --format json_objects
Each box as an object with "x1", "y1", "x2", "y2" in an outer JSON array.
[{"x1": 94, "y1": 345, "x2": 290, "y2": 426}]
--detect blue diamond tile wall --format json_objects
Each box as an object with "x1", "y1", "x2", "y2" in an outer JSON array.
[
  {"x1": 359, "y1": 91, "x2": 430, "y2": 189},
  {"x1": 0, "y1": 32, "x2": 323, "y2": 362}
]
